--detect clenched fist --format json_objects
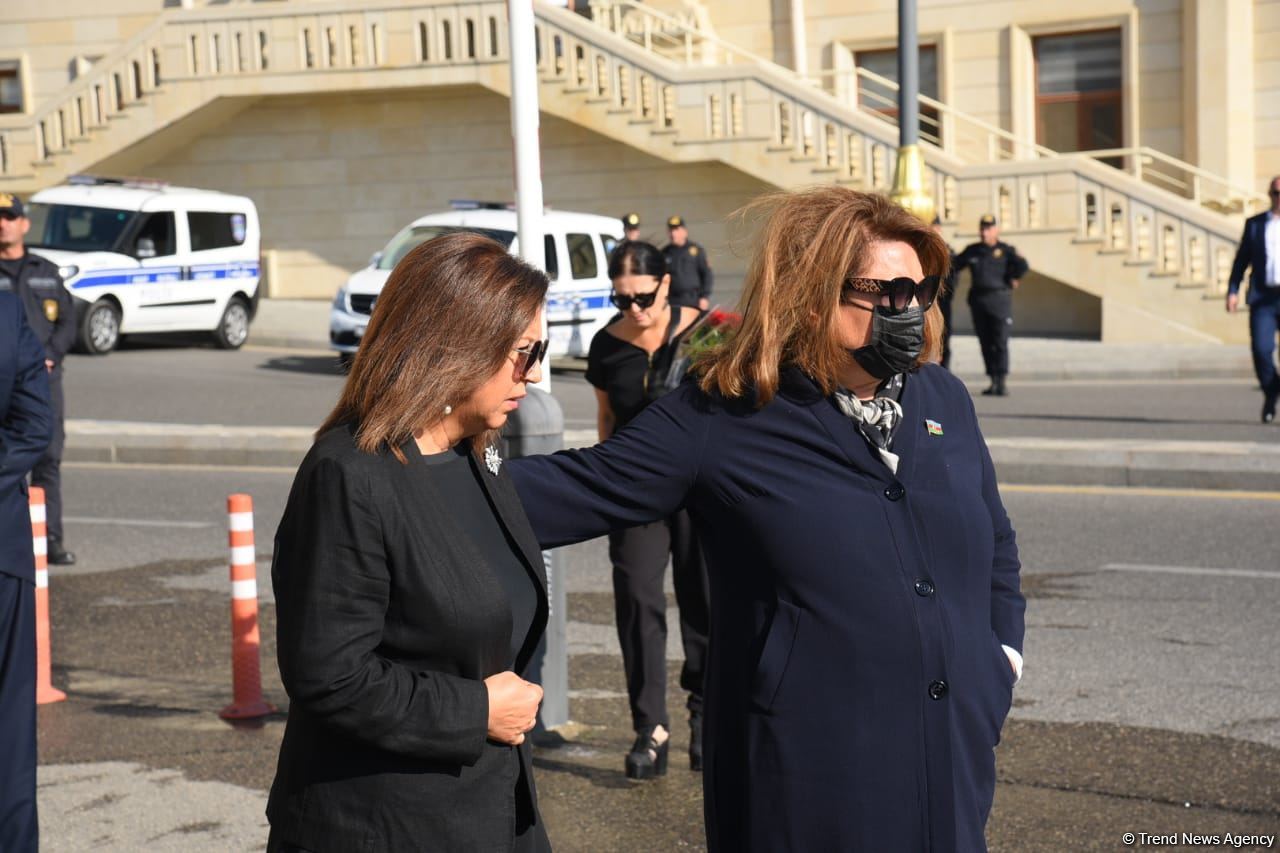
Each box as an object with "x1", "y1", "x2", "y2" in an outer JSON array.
[{"x1": 484, "y1": 671, "x2": 543, "y2": 745}]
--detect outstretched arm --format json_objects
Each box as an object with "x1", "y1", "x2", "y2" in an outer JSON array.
[{"x1": 509, "y1": 383, "x2": 710, "y2": 549}]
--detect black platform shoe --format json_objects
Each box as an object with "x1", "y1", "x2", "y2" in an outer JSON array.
[
  {"x1": 48, "y1": 537, "x2": 76, "y2": 566},
  {"x1": 625, "y1": 725, "x2": 670, "y2": 780},
  {"x1": 689, "y1": 712, "x2": 704, "y2": 772}
]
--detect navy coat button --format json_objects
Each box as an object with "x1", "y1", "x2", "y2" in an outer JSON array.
[
  {"x1": 914, "y1": 579, "x2": 935, "y2": 597},
  {"x1": 884, "y1": 483, "x2": 905, "y2": 501},
  {"x1": 928, "y1": 680, "x2": 948, "y2": 700}
]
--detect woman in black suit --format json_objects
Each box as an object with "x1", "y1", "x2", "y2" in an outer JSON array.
[
  {"x1": 267, "y1": 233, "x2": 554, "y2": 853},
  {"x1": 588, "y1": 240, "x2": 708, "y2": 779},
  {"x1": 510, "y1": 188, "x2": 1025, "y2": 851}
]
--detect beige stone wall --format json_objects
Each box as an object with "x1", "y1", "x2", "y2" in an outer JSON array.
[
  {"x1": 0, "y1": 1, "x2": 164, "y2": 110},
  {"x1": 114, "y1": 86, "x2": 768, "y2": 299},
  {"x1": 1257, "y1": 0, "x2": 1280, "y2": 186},
  {"x1": 696, "y1": 0, "x2": 1214, "y2": 167}
]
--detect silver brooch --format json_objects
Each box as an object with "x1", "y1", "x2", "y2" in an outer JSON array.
[{"x1": 484, "y1": 446, "x2": 502, "y2": 476}]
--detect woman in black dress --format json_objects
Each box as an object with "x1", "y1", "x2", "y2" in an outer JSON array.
[
  {"x1": 586, "y1": 240, "x2": 710, "y2": 779},
  {"x1": 267, "y1": 233, "x2": 554, "y2": 852}
]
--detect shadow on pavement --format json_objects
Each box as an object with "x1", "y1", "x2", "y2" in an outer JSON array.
[{"x1": 255, "y1": 355, "x2": 347, "y2": 377}]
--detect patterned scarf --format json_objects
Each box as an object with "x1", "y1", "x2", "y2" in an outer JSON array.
[{"x1": 833, "y1": 375, "x2": 905, "y2": 474}]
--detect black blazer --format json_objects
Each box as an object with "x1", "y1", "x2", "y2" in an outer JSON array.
[
  {"x1": 1228, "y1": 211, "x2": 1280, "y2": 306},
  {"x1": 0, "y1": 293, "x2": 52, "y2": 584},
  {"x1": 510, "y1": 365, "x2": 1024, "y2": 852},
  {"x1": 267, "y1": 425, "x2": 549, "y2": 853}
]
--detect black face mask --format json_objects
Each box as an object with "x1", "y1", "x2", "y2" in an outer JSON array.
[{"x1": 849, "y1": 306, "x2": 924, "y2": 379}]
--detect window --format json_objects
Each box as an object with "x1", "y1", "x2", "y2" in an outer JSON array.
[
  {"x1": 544, "y1": 234, "x2": 559, "y2": 280},
  {"x1": 188, "y1": 211, "x2": 248, "y2": 251},
  {"x1": 599, "y1": 233, "x2": 619, "y2": 258},
  {"x1": 1, "y1": 62, "x2": 23, "y2": 113},
  {"x1": 566, "y1": 233, "x2": 598, "y2": 280},
  {"x1": 855, "y1": 46, "x2": 940, "y2": 145},
  {"x1": 26, "y1": 203, "x2": 136, "y2": 252},
  {"x1": 1034, "y1": 29, "x2": 1122, "y2": 160},
  {"x1": 132, "y1": 211, "x2": 176, "y2": 258},
  {"x1": 375, "y1": 225, "x2": 515, "y2": 270}
]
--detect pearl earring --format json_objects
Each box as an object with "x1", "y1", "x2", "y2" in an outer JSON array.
[{"x1": 443, "y1": 405, "x2": 453, "y2": 415}]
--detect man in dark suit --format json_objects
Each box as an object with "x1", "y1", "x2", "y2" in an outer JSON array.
[
  {"x1": 1226, "y1": 176, "x2": 1280, "y2": 423},
  {"x1": 0, "y1": 192, "x2": 77, "y2": 562},
  {"x1": 0, "y1": 291, "x2": 53, "y2": 853}
]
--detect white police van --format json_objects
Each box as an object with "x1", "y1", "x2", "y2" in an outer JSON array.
[
  {"x1": 331, "y1": 203, "x2": 621, "y2": 364},
  {"x1": 26, "y1": 177, "x2": 261, "y2": 354}
]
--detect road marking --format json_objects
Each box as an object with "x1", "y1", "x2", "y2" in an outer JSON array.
[
  {"x1": 1001, "y1": 483, "x2": 1280, "y2": 501},
  {"x1": 1101, "y1": 563, "x2": 1277, "y2": 580},
  {"x1": 65, "y1": 515, "x2": 214, "y2": 529},
  {"x1": 65, "y1": 460, "x2": 296, "y2": 474}
]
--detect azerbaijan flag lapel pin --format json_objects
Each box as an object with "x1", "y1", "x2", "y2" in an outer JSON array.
[{"x1": 925, "y1": 419, "x2": 944, "y2": 436}]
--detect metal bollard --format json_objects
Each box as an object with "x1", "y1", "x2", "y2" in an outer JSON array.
[{"x1": 502, "y1": 385, "x2": 568, "y2": 732}]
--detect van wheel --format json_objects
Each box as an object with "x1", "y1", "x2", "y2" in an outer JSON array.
[
  {"x1": 80, "y1": 299, "x2": 121, "y2": 355},
  {"x1": 337, "y1": 352, "x2": 355, "y2": 372},
  {"x1": 214, "y1": 297, "x2": 251, "y2": 349}
]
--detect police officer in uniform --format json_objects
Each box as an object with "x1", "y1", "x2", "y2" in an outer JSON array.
[
  {"x1": 662, "y1": 215, "x2": 713, "y2": 310},
  {"x1": 622, "y1": 212, "x2": 642, "y2": 243},
  {"x1": 0, "y1": 193, "x2": 77, "y2": 564},
  {"x1": 954, "y1": 214, "x2": 1028, "y2": 395}
]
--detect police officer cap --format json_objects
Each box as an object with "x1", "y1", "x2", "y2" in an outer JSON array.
[
  {"x1": 667, "y1": 215, "x2": 685, "y2": 229},
  {"x1": 0, "y1": 192, "x2": 25, "y2": 217},
  {"x1": 979, "y1": 214, "x2": 997, "y2": 229},
  {"x1": 622, "y1": 212, "x2": 640, "y2": 228}
]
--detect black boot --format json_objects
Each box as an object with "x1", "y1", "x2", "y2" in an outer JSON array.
[
  {"x1": 993, "y1": 375, "x2": 1008, "y2": 397},
  {"x1": 689, "y1": 711, "x2": 703, "y2": 772},
  {"x1": 48, "y1": 536, "x2": 76, "y2": 566},
  {"x1": 981, "y1": 376, "x2": 999, "y2": 396},
  {"x1": 1264, "y1": 390, "x2": 1277, "y2": 424},
  {"x1": 625, "y1": 725, "x2": 669, "y2": 780}
]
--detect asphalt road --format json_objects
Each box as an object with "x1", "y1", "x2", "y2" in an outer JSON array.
[
  {"x1": 36, "y1": 461, "x2": 1280, "y2": 850},
  {"x1": 63, "y1": 344, "x2": 1280, "y2": 444}
]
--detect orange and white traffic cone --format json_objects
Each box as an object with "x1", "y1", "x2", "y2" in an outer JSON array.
[
  {"x1": 30, "y1": 486, "x2": 67, "y2": 705},
  {"x1": 219, "y1": 494, "x2": 275, "y2": 720}
]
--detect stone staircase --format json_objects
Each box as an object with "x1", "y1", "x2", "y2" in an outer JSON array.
[{"x1": 0, "y1": 0, "x2": 1256, "y2": 343}]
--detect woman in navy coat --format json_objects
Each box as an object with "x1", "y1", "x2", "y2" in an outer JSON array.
[{"x1": 509, "y1": 187, "x2": 1025, "y2": 851}]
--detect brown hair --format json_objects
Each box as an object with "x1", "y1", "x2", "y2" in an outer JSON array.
[
  {"x1": 697, "y1": 186, "x2": 950, "y2": 404},
  {"x1": 320, "y1": 231, "x2": 549, "y2": 460}
]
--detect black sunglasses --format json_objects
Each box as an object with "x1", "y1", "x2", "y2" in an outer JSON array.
[
  {"x1": 609, "y1": 287, "x2": 662, "y2": 311},
  {"x1": 513, "y1": 339, "x2": 548, "y2": 379},
  {"x1": 842, "y1": 275, "x2": 941, "y2": 314}
]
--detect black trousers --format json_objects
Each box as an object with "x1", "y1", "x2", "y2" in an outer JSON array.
[
  {"x1": 608, "y1": 510, "x2": 709, "y2": 731},
  {"x1": 31, "y1": 366, "x2": 65, "y2": 543},
  {"x1": 970, "y1": 299, "x2": 1012, "y2": 378},
  {"x1": 0, "y1": 573, "x2": 38, "y2": 853}
]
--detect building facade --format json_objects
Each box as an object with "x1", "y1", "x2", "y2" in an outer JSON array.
[{"x1": 1, "y1": 0, "x2": 1273, "y2": 341}]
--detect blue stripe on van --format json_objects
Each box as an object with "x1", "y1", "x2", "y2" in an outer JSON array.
[{"x1": 70, "y1": 263, "x2": 260, "y2": 290}]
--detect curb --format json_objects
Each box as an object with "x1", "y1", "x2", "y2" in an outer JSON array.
[{"x1": 65, "y1": 421, "x2": 1280, "y2": 491}]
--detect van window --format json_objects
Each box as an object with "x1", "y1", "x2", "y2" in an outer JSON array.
[
  {"x1": 133, "y1": 211, "x2": 176, "y2": 257},
  {"x1": 376, "y1": 225, "x2": 515, "y2": 270},
  {"x1": 566, "y1": 233, "x2": 597, "y2": 280},
  {"x1": 25, "y1": 203, "x2": 135, "y2": 252},
  {"x1": 543, "y1": 234, "x2": 559, "y2": 280},
  {"x1": 188, "y1": 211, "x2": 248, "y2": 251},
  {"x1": 600, "y1": 233, "x2": 619, "y2": 257}
]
